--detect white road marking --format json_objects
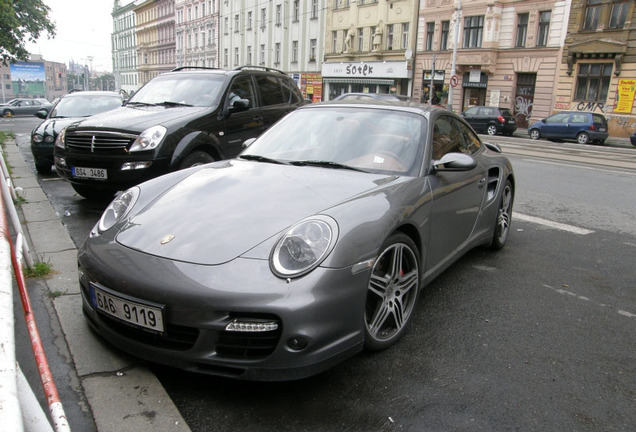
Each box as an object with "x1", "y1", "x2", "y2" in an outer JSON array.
[
  {"x1": 521, "y1": 158, "x2": 636, "y2": 177},
  {"x1": 513, "y1": 212, "x2": 594, "y2": 235},
  {"x1": 543, "y1": 284, "x2": 634, "y2": 319}
]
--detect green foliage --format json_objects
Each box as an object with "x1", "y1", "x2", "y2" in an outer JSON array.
[
  {"x1": 0, "y1": 0, "x2": 56, "y2": 65},
  {"x1": 24, "y1": 260, "x2": 53, "y2": 278}
]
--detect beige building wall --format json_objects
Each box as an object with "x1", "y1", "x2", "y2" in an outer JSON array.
[
  {"x1": 415, "y1": 0, "x2": 569, "y2": 128},
  {"x1": 322, "y1": 0, "x2": 420, "y2": 100},
  {"x1": 135, "y1": 0, "x2": 176, "y2": 86},
  {"x1": 555, "y1": 0, "x2": 636, "y2": 138}
]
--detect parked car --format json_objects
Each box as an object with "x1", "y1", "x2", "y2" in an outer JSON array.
[
  {"x1": 630, "y1": 130, "x2": 636, "y2": 146},
  {"x1": 1, "y1": 98, "x2": 53, "y2": 117},
  {"x1": 528, "y1": 111, "x2": 608, "y2": 144},
  {"x1": 334, "y1": 92, "x2": 410, "y2": 102},
  {"x1": 30, "y1": 91, "x2": 124, "y2": 174},
  {"x1": 461, "y1": 106, "x2": 517, "y2": 136},
  {"x1": 54, "y1": 66, "x2": 305, "y2": 200},
  {"x1": 78, "y1": 101, "x2": 515, "y2": 380}
]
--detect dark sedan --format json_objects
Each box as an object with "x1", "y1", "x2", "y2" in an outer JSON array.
[
  {"x1": 78, "y1": 101, "x2": 514, "y2": 381},
  {"x1": 2, "y1": 98, "x2": 52, "y2": 117},
  {"x1": 30, "y1": 91, "x2": 123, "y2": 174}
]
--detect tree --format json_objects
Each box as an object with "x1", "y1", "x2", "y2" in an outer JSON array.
[{"x1": 0, "y1": 0, "x2": 56, "y2": 65}]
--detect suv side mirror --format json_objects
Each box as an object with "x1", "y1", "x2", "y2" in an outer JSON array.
[
  {"x1": 433, "y1": 153, "x2": 477, "y2": 172},
  {"x1": 35, "y1": 109, "x2": 48, "y2": 119},
  {"x1": 229, "y1": 98, "x2": 250, "y2": 113}
]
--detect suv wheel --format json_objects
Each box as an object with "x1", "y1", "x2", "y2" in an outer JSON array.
[
  {"x1": 576, "y1": 132, "x2": 590, "y2": 144},
  {"x1": 487, "y1": 124, "x2": 498, "y2": 136},
  {"x1": 180, "y1": 150, "x2": 215, "y2": 169}
]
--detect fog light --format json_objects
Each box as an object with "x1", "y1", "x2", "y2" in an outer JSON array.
[
  {"x1": 55, "y1": 156, "x2": 66, "y2": 167},
  {"x1": 121, "y1": 161, "x2": 152, "y2": 171},
  {"x1": 287, "y1": 336, "x2": 309, "y2": 351},
  {"x1": 225, "y1": 319, "x2": 279, "y2": 332}
]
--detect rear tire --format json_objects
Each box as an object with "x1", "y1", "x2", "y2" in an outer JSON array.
[
  {"x1": 576, "y1": 132, "x2": 590, "y2": 144},
  {"x1": 487, "y1": 124, "x2": 498, "y2": 136}
]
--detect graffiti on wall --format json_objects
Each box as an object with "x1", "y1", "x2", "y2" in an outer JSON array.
[{"x1": 514, "y1": 96, "x2": 533, "y2": 124}]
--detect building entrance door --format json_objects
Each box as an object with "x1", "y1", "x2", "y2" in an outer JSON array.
[{"x1": 514, "y1": 73, "x2": 536, "y2": 128}]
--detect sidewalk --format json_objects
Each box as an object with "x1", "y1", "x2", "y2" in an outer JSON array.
[{"x1": 4, "y1": 139, "x2": 191, "y2": 432}]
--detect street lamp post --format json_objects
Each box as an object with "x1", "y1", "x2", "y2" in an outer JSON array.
[{"x1": 447, "y1": 0, "x2": 462, "y2": 112}]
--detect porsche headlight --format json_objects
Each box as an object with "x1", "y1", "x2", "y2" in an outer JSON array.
[
  {"x1": 270, "y1": 216, "x2": 339, "y2": 278},
  {"x1": 94, "y1": 187, "x2": 140, "y2": 235},
  {"x1": 129, "y1": 125, "x2": 167, "y2": 152},
  {"x1": 54, "y1": 127, "x2": 66, "y2": 148}
]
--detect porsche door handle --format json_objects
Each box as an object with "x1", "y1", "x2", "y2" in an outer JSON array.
[{"x1": 478, "y1": 178, "x2": 486, "y2": 188}]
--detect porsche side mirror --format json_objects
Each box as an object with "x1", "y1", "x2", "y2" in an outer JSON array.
[{"x1": 433, "y1": 153, "x2": 477, "y2": 172}]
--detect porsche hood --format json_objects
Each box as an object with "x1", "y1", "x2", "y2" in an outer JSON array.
[{"x1": 115, "y1": 160, "x2": 395, "y2": 265}]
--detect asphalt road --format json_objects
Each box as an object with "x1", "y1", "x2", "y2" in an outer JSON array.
[{"x1": 4, "y1": 115, "x2": 636, "y2": 432}]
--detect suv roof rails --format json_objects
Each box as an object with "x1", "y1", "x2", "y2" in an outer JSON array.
[
  {"x1": 232, "y1": 65, "x2": 286, "y2": 75},
  {"x1": 171, "y1": 66, "x2": 223, "y2": 72}
]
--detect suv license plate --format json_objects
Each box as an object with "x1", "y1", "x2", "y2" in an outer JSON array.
[
  {"x1": 90, "y1": 284, "x2": 164, "y2": 333},
  {"x1": 72, "y1": 166, "x2": 107, "y2": 179}
]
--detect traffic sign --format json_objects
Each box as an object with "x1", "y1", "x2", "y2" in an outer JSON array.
[{"x1": 450, "y1": 75, "x2": 459, "y2": 88}]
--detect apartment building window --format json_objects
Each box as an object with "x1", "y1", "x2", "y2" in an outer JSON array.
[
  {"x1": 463, "y1": 16, "x2": 483, "y2": 48},
  {"x1": 247, "y1": 11, "x2": 252, "y2": 29},
  {"x1": 425, "y1": 22, "x2": 434, "y2": 51},
  {"x1": 276, "y1": 5, "x2": 282, "y2": 25},
  {"x1": 311, "y1": 0, "x2": 318, "y2": 19},
  {"x1": 292, "y1": 40, "x2": 298, "y2": 63},
  {"x1": 536, "y1": 11, "x2": 551, "y2": 46},
  {"x1": 247, "y1": 46, "x2": 252, "y2": 64},
  {"x1": 234, "y1": 47, "x2": 239, "y2": 66},
  {"x1": 293, "y1": 1, "x2": 299, "y2": 22},
  {"x1": 441, "y1": 21, "x2": 449, "y2": 50},
  {"x1": 234, "y1": 14, "x2": 239, "y2": 33},
  {"x1": 358, "y1": 28, "x2": 364, "y2": 51},
  {"x1": 260, "y1": 44, "x2": 265, "y2": 64},
  {"x1": 275, "y1": 43, "x2": 281, "y2": 64},
  {"x1": 401, "y1": 23, "x2": 409, "y2": 50},
  {"x1": 224, "y1": 17, "x2": 228, "y2": 35},
  {"x1": 609, "y1": 0, "x2": 629, "y2": 29},
  {"x1": 332, "y1": 30, "x2": 338, "y2": 53},
  {"x1": 575, "y1": 63, "x2": 612, "y2": 101},
  {"x1": 386, "y1": 24, "x2": 394, "y2": 50},
  {"x1": 261, "y1": 8, "x2": 266, "y2": 28},
  {"x1": 224, "y1": 48, "x2": 228, "y2": 67},
  {"x1": 583, "y1": 0, "x2": 602, "y2": 30},
  {"x1": 310, "y1": 39, "x2": 317, "y2": 61},
  {"x1": 516, "y1": 13, "x2": 528, "y2": 47}
]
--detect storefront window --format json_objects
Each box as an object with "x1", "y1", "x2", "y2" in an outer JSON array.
[{"x1": 575, "y1": 63, "x2": 612, "y2": 101}]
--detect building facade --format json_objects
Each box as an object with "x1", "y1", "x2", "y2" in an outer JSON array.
[
  {"x1": 135, "y1": 0, "x2": 176, "y2": 86},
  {"x1": 322, "y1": 0, "x2": 420, "y2": 101},
  {"x1": 555, "y1": 0, "x2": 635, "y2": 138},
  {"x1": 175, "y1": 0, "x2": 220, "y2": 69},
  {"x1": 218, "y1": 0, "x2": 326, "y2": 102},
  {"x1": 112, "y1": 0, "x2": 141, "y2": 94},
  {"x1": 0, "y1": 55, "x2": 67, "y2": 102},
  {"x1": 415, "y1": 0, "x2": 571, "y2": 128}
]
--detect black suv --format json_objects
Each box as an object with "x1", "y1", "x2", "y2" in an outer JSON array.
[
  {"x1": 54, "y1": 66, "x2": 304, "y2": 199},
  {"x1": 461, "y1": 106, "x2": 517, "y2": 136}
]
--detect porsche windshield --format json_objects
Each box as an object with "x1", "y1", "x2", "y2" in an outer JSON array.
[{"x1": 243, "y1": 107, "x2": 427, "y2": 176}]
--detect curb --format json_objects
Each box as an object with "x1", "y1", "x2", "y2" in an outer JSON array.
[{"x1": 4, "y1": 139, "x2": 190, "y2": 432}]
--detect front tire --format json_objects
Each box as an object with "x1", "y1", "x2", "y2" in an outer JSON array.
[
  {"x1": 3, "y1": 109, "x2": 14, "y2": 117},
  {"x1": 529, "y1": 129, "x2": 541, "y2": 140},
  {"x1": 487, "y1": 124, "x2": 498, "y2": 136},
  {"x1": 364, "y1": 233, "x2": 420, "y2": 351},
  {"x1": 35, "y1": 163, "x2": 52, "y2": 174},
  {"x1": 179, "y1": 151, "x2": 215, "y2": 169},
  {"x1": 491, "y1": 179, "x2": 514, "y2": 250}
]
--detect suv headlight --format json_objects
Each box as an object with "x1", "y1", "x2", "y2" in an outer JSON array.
[
  {"x1": 129, "y1": 125, "x2": 167, "y2": 152},
  {"x1": 270, "y1": 216, "x2": 339, "y2": 278},
  {"x1": 93, "y1": 187, "x2": 140, "y2": 235},
  {"x1": 54, "y1": 127, "x2": 66, "y2": 149}
]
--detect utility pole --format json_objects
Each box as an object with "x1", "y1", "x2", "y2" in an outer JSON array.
[{"x1": 447, "y1": 0, "x2": 462, "y2": 112}]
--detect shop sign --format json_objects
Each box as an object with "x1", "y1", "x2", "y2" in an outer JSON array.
[
  {"x1": 423, "y1": 70, "x2": 445, "y2": 81},
  {"x1": 462, "y1": 72, "x2": 488, "y2": 88},
  {"x1": 615, "y1": 79, "x2": 636, "y2": 114},
  {"x1": 322, "y1": 61, "x2": 409, "y2": 78}
]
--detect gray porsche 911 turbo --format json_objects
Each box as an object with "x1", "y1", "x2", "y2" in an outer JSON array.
[{"x1": 79, "y1": 101, "x2": 514, "y2": 381}]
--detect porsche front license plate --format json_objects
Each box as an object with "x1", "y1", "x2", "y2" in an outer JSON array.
[
  {"x1": 72, "y1": 166, "x2": 107, "y2": 179},
  {"x1": 90, "y1": 284, "x2": 164, "y2": 332}
]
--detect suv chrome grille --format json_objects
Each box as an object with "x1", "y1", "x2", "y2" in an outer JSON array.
[{"x1": 66, "y1": 130, "x2": 137, "y2": 154}]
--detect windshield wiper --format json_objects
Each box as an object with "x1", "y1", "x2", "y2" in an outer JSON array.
[
  {"x1": 155, "y1": 101, "x2": 193, "y2": 107},
  {"x1": 125, "y1": 101, "x2": 154, "y2": 106},
  {"x1": 290, "y1": 160, "x2": 367, "y2": 172},
  {"x1": 239, "y1": 154, "x2": 289, "y2": 165}
]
